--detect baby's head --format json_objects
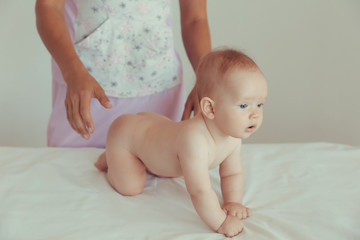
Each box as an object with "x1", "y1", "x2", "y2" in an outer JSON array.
[{"x1": 196, "y1": 48, "x2": 268, "y2": 139}]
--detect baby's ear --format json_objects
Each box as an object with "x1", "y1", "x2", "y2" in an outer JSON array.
[{"x1": 200, "y1": 97, "x2": 215, "y2": 119}]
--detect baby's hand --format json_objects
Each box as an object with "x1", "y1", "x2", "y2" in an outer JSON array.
[
  {"x1": 217, "y1": 215, "x2": 244, "y2": 238},
  {"x1": 222, "y1": 202, "x2": 251, "y2": 219}
]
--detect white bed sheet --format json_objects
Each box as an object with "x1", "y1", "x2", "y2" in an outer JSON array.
[{"x1": 0, "y1": 143, "x2": 359, "y2": 240}]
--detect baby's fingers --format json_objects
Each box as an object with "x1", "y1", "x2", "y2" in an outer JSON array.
[
  {"x1": 246, "y1": 208, "x2": 251, "y2": 217},
  {"x1": 223, "y1": 207, "x2": 241, "y2": 217},
  {"x1": 238, "y1": 208, "x2": 251, "y2": 219},
  {"x1": 225, "y1": 207, "x2": 251, "y2": 219},
  {"x1": 237, "y1": 208, "x2": 251, "y2": 219}
]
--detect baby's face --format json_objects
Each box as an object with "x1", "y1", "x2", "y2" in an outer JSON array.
[{"x1": 213, "y1": 69, "x2": 267, "y2": 139}]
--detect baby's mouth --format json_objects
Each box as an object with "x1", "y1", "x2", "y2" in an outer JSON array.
[{"x1": 246, "y1": 125, "x2": 257, "y2": 132}]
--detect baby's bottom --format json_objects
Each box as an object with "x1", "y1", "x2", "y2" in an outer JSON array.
[{"x1": 96, "y1": 149, "x2": 146, "y2": 196}]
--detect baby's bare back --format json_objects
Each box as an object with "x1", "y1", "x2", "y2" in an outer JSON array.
[
  {"x1": 110, "y1": 112, "x2": 185, "y2": 177},
  {"x1": 108, "y1": 112, "x2": 240, "y2": 178}
]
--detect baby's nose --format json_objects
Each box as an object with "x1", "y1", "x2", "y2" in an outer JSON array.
[{"x1": 249, "y1": 110, "x2": 259, "y2": 119}]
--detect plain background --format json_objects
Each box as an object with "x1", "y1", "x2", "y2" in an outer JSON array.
[{"x1": 1, "y1": 0, "x2": 359, "y2": 147}]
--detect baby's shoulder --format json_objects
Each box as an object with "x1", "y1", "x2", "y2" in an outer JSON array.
[{"x1": 176, "y1": 123, "x2": 209, "y2": 151}]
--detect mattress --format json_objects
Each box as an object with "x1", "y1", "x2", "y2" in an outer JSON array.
[{"x1": 1, "y1": 143, "x2": 359, "y2": 240}]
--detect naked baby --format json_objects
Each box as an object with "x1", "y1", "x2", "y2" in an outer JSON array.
[{"x1": 95, "y1": 49, "x2": 268, "y2": 238}]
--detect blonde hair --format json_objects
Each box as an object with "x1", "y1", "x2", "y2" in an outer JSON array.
[{"x1": 196, "y1": 48, "x2": 260, "y2": 100}]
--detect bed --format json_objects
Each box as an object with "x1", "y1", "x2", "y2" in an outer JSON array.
[{"x1": 1, "y1": 142, "x2": 359, "y2": 240}]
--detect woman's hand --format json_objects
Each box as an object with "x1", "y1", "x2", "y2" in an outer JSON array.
[
  {"x1": 182, "y1": 86, "x2": 200, "y2": 120},
  {"x1": 64, "y1": 69, "x2": 112, "y2": 139}
]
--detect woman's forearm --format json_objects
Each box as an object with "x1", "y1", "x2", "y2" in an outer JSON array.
[
  {"x1": 179, "y1": 0, "x2": 211, "y2": 71},
  {"x1": 35, "y1": 0, "x2": 85, "y2": 81},
  {"x1": 181, "y1": 18, "x2": 211, "y2": 71}
]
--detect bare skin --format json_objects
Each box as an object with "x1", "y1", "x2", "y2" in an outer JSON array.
[
  {"x1": 95, "y1": 68, "x2": 267, "y2": 237},
  {"x1": 96, "y1": 112, "x2": 245, "y2": 235}
]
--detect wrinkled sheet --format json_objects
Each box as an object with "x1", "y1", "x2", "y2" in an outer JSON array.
[{"x1": 0, "y1": 143, "x2": 359, "y2": 240}]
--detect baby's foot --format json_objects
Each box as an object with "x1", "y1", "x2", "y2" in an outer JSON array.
[{"x1": 94, "y1": 152, "x2": 108, "y2": 172}]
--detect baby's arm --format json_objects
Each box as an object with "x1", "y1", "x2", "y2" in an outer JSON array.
[
  {"x1": 220, "y1": 144, "x2": 251, "y2": 219},
  {"x1": 178, "y1": 134, "x2": 243, "y2": 237},
  {"x1": 179, "y1": 141, "x2": 225, "y2": 230}
]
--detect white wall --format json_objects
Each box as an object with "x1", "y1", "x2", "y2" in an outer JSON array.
[
  {"x1": 1, "y1": 0, "x2": 359, "y2": 147},
  {"x1": 1, "y1": 0, "x2": 51, "y2": 147}
]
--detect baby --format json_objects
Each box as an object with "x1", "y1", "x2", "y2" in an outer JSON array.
[{"x1": 95, "y1": 49, "x2": 268, "y2": 237}]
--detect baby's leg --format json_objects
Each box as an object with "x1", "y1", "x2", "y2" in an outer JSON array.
[
  {"x1": 94, "y1": 151, "x2": 108, "y2": 172},
  {"x1": 106, "y1": 147, "x2": 146, "y2": 196}
]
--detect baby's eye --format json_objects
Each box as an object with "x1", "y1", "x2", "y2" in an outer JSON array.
[
  {"x1": 239, "y1": 104, "x2": 248, "y2": 109},
  {"x1": 257, "y1": 103, "x2": 264, "y2": 108}
]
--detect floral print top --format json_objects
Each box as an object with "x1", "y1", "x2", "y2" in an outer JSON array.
[{"x1": 72, "y1": 0, "x2": 180, "y2": 98}]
